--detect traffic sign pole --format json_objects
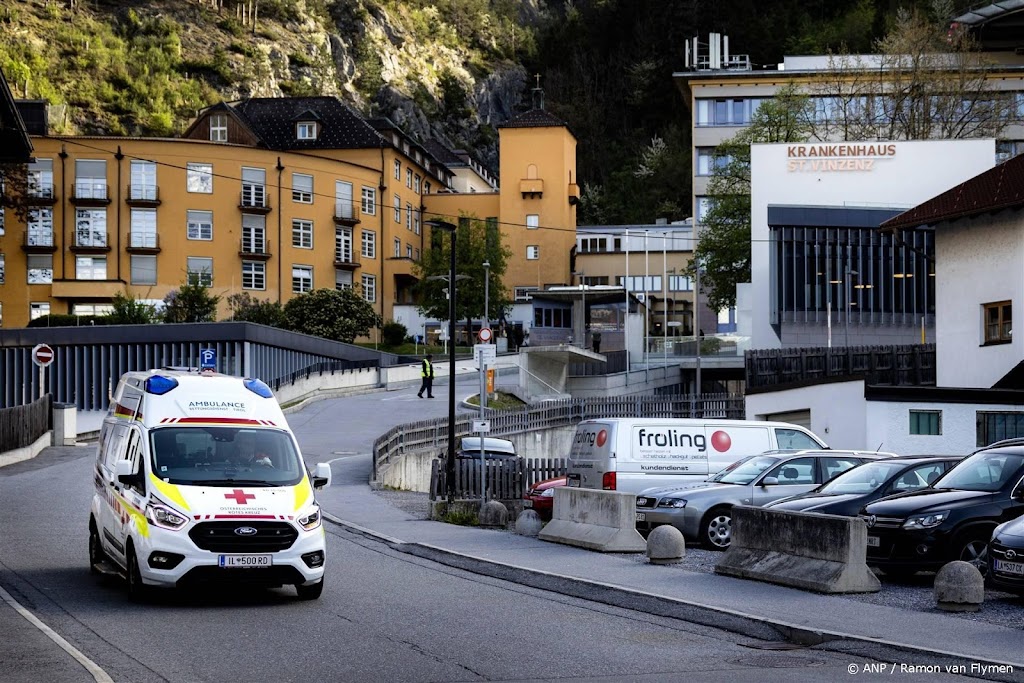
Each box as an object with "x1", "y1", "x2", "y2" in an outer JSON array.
[{"x1": 31, "y1": 344, "x2": 55, "y2": 401}]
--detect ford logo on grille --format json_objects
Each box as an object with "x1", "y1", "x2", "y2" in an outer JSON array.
[
  {"x1": 1007, "y1": 549, "x2": 1017, "y2": 560},
  {"x1": 234, "y1": 526, "x2": 258, "y2": 536},
  {"x1": 865, "y1": 515, "x2": 876, "y2": 528}
]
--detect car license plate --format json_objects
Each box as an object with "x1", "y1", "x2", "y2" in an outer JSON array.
[
  {"x1": 866, "y1": 536, "x2": 880, "y2": 547},
  {"x1": 566, "y1": 473, "x2": 581, "y2": 488},
  {"x1": 636, "y1": 512, "x2": 646, "y2": 522},
  {"x1": 218, "y1": 554, "x2": 272, "y2": 568},
  {"x1": 523, "y1": 499, "x2": 533, "y2": 508},
  {"x1": 994, "y1": 559, "x2": 1024, "y2": 576}
]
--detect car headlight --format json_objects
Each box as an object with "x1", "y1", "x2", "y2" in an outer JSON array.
[
  {"x1": 657, "y1": 497, "x2": 687, "y2": 509},
  {"x1": 902, "y1": 510, "x2": 949, "y2": 530},
  {"x1": 540, "y1": 488, "x2": 556, "y2": 498},
  {"x1": 145, "y1": 503, "x2": 188, "y2": 530},
  {"x1": 298, "y1": 506, "x2": 322, "y2": 531}
]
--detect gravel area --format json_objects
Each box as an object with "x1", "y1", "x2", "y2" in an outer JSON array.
[{"x1": 371, "y1": 488, "x2": 1024, "y2": 631}]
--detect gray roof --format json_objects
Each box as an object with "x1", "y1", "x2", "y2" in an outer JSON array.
[{"x1": 230, "y1": 97, "x2": 385, "y2": 151}]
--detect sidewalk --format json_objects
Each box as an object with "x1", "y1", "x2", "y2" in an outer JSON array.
[{"x1": 318, "y1": 462, "x2": 1024, "y2": 678}]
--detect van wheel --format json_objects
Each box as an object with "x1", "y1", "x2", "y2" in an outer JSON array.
[
  {"x1": 126, "y1": 548, "x2": 151, "y2": 603},
  {"x1": 701, "y1": 507, "x2": 733, "y2": 550},
  {"x1": 954, "y1": 531, "x2": 990, "y2": 574},
  {"x1": 88, "y1": 522, "x2": 106, "y2": 574},
  {"x1": 295, "y1": 578, "x2": 324, "y2": 601}
]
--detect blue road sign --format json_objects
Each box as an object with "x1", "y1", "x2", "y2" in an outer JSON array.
[{"x1": 200, "y1": 348, "x2": 217, "y2": 370}]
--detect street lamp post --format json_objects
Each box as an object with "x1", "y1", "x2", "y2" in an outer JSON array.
[
  {"x1": 482, "y1": 260, "x2": 490, "y2": 412},
  {"x1": 426, "y1": 219, "x2": 458, "y2": 503}
]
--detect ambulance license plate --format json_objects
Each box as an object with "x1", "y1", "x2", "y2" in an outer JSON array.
[{"x1": 219, "y1": 554, "x2": 272, "y2": 568}]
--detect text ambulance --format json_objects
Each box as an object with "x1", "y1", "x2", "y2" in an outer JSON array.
[{"x1": 89, "y1": 369, "x2": 332, "y2": 601}]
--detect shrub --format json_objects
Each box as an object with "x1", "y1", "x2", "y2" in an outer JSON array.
[
  {"x1": 283, "y1": 288, "x2": 382, "y2": 343},
  {"x1": 227, "y1": 292, "x2": 285, "y2": 327},
  {"x1": 162, "y1": 280, "x2": 221, "y2": 323},
  {"x1": 381, "y1": 320, "x2": 407, "y2": 347}
]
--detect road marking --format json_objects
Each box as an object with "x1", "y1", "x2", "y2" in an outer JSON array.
[{"x1": 0, "y1": 585, "x2": 114, "y2": 683}]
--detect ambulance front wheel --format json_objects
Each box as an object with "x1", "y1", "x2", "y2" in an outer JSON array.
[
  {"x1": 295, "y1": 577, "x2": 324, "y2": 600},
  {"x1": 88, "y1": 520, "x2": 106, "y2": 574},
  {"x1": 126, "y1": 546, "x2": 152, "y2": 603}
]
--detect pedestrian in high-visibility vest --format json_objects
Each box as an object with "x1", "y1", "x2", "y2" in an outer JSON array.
[{"x1": 417, "y1": 354, "x2": 435, "y2": 398}]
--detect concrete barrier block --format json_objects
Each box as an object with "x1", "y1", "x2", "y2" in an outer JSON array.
[
  {"x1": 715, "y1": 506, "x2": 880, "y2": 594},
  {"x1": 538, "y1": 487, "x2": 647, "y2": 552},
  {"x1": 478, "y1": 500, "x2": 509, "y2": 528}
]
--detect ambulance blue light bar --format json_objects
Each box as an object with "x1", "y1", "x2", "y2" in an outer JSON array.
[
  {"x1": 243, "y1": 378, "x2": 274, "y2": 398},
  {"x1": 145, "y1": 375, "x2": 179, "y2": 395}
]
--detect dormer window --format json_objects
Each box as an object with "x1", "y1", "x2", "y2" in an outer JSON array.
[
  {"x1": 297, "y1": 121, "x2": 318, "y2": 140},
  {"x1": 209, "y1": 114, "x2": 228, "y2": 142}
]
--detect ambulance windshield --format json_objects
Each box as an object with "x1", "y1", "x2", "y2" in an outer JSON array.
[{"x1": 150, "y1": 427, "x2": 305, "y2": 486}]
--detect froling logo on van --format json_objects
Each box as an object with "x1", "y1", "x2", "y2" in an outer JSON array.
[
  {"x1": 573, "y1": 429, "x2": 607, "y2": 448},
  {"x1": 636, "y1": 428, "x2": 706, "y2": 452}
]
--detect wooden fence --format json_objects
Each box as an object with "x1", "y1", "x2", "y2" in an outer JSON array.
[
  {"x1": 745, "y1": 344, "x2": 936, "y2": 391},
  {"x1": 430, "y1": 457, "x2": 569, "y2": 502},
  {"x1": 0, "y1": 394, "x2": 51, "y2": 452}
]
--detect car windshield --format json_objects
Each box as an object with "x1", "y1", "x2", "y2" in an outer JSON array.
[
  {"x1": 717, "y1": 455, "x2": 781, "y2": 485},
  {"x1": 933, "y1": 452, "x2": 1024, "y2": 492},
  {"x1": 150, "y1": 427, "x2": 305, "y2": 486},
  {"x1": 818, "y1": 461, "x2": 909, "y2": 495}
]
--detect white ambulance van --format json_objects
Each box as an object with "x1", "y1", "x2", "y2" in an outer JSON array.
[
  {"x1": 565, "y1": 418, "x2": 827, "y2": 493},
  {"x1": 89, "y1": 368, "x2": 332, "y2": 601}
]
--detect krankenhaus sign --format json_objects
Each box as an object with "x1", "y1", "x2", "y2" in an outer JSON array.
[{"x1": 786, "y1": 143, "x2": 897, "y2": 172}]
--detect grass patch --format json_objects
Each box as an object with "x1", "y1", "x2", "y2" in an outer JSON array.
[
  {"x1": 443, "y1": 509, "x2": 478, "y2": 526},
  {"x1": 465, "y1": 392, "x2": 525, "y2": 410}
]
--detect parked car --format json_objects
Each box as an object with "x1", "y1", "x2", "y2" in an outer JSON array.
[
  {"x1": 765, "y1": 456, "x2": 962, "y2": 517},
  {"x1": 635, "y1": 450, "x2": 892, "y2": 549},
  {"x1": 456, "y1": 437, "x2": 517, "y2": 460},
  {"x1": 860, "y1": 440, "x2": 1024, "y2": 576},
  {"x1": 523, "y1": 476, "x2": 566, "y2": 521},
  {"x1": 988, "y1": 516, "x2": 1024, "y2": 595}
]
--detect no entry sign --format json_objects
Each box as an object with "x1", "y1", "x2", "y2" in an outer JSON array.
[{"x1": 32, "y1": 343, "x2": 55, "y2": 368}]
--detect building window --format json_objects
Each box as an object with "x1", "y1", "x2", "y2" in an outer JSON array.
[
  {"x1": 76, "y1": 256, "x2": 107, "y2": 280},
  {"x1": 186, "y1": 163, "x2": 213, "y2": 194},
  {"x1": 27, "y1": 254, "x2": 52, "y2": 284},
  {"x1": 336, "y1": 227, "x2": 353, "y2": 263},
  {"x1": 424, "y1": 181, "x2": 431, "y2": 195},
  {"x1": 414, "y1": 174, "x2": 421, "y2": 193},
  {"x1": 669, "y1": 274, "x2": 693, "y2": 292},
  {"x1": 394, "y1": 159, "x2": 402, "y2": 180},
  {"x1": 75, "y1": 209, "x2": 107, "y2": 248},
  {"x1": 527, "y1": 245, "x2": 540, "y2": 260},
  {"x1": 27, "y1": 208, "x2": 54, "y2": 247},
  {"x1": 414, "y1": 248, "x2": 420, "y2": 260},
  {"x1": 406, "y1": 203, "x2": 412, "y2": 230},
  {"x1": 209, "y1": 113, "x2": 228, "y2": 142},
  {"x1": 292, "y1": 265, "x2": 313, "y2": 293},
  {"x1": 526, "y1": 214, "x2": 539, "y2": 230},
  {"x1": 72, "y1": 303, "x2": 114, "y2": 317},
  {"x1": 695, "y1": 97, "x2": 766, "y2": 126},
  {"x1": 292, "y1": 219, "x2": 313, "y2": 249},
  {"x1": 983, "y1": 301, "x2": 1012, "y2": 344},
  {"x1": 909, "y1": 410, "x2": 941, "y2": 436},
  {"x1": 27, "y1": 159, "x2": 53, "y2": 199},
  {"x1": 361, "y1": 230, "x2": 376, "y2": 258},
  {"x1": 977, "y1": 411, "x2": 1024, "y2": 447},
  {"x1": 242, "y1": 215, "x2": 266, "y2": 254},
  {"x1": 296, "y1": 121, "x2": 317, "y2": 140},
  {"x1": 413, "y1": 210, "x2": 420, "y2": 235},
  {"x1": 0, "y1": 253, "x2": 4, "y2": 284},
  {"x1": 696, "y1": 147, "x2": 732, "y2": 176},
  {"x1": 361, "y1": 274, "x2": 376, "y2": 302},
  {"x1": 241, "y1": 167, "x2": 266, "y2": 208},
  {"x1": 335, "y1": 270, "x2": 353, "y2": 291},
  {"x1": 242, "y1": 261, "x2": 265, "y2": 290},
  {"x1": 292, "y1": 173, "x2": 313, "y2": 203},
  {"x1": 130, "y1": 255, "x2": 156, "y2": 285},
  {"x1": 129, "y1": 209, "x2": 158, "y2": 251},
  {"x1": 187, "y1": 210, "x2": 213, "y2": 241},
  {"x1": 514, "y1": 286, "x2": 538, "y2": 302},
  {"x1": 406, "y1": 168, "x2": 412, "y2": 189},
  {"x1": 361, "y1": 186, "x2": 376, "y2": 215},
  {"x1": 406, "y1": 244, "x2": 413, "y2": 259},
  {"x1": 187, "y1": 257, "x2": 213, "y2": 286},
  {"x1": 619, "y1": 275, "x2": 662, "y2": 292},
  {"x1": 129, "y1": 160, "x2": 157, "y2": 201},
  {"x1": 393, "y1": 237, "x2": 401, "y2": 258},
  {"x1": 394, "y1": 194, "x2": 402, "y2": 223},
  {"x1": 30, "y1": 302, "x2": 50, "y2": 320},
  {"x1": 74, "y1": 159, "x2": 107, "y2": 200}
]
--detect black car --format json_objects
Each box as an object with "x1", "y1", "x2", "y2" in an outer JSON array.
[
  {"x1": 989, "y1": 515, "x2": 1024, "y2": 595},
  {"x1": 765, "y1": 456, "x2": 962, "y2": 517},
  {"x1": 859, "y1": 442, "x2": 1024, "y2": 576}
]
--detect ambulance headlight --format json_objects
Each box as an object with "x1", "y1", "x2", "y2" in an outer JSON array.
[
  {"x1": 298, "y1": 506, "x2": 321, "y2": 531},
  {"x1": 145, "y1": 503, "x2": 188, "y2": 530}
]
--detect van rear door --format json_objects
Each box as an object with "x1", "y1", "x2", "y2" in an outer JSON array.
[{"x1": 566, "y1": 421, "x2": 615, "y2": 489}]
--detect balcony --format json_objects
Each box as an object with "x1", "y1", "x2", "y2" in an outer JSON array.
[
  {"x1": 333, "y1": 201, "x2": 361, "y2": 226},
  {"x1": 239, "y1": 186, "x2": 270, "y2": 214},
  {"x1": 126, "y1": 185, "x2": 161, "y2": 207},
  {"x1": 26, "y1": 183, "x2": 56, "y2": 206},
  {"x1": 71, "y1": 181, "x2": 111, "y2": 206},
  {"x1": 71, "y1": 231, "x2": 111, "y2": 254},
  {"x1": 333, "y1": 253, "x2": 360, "y2": 270},
  {"x1": 239, "y1": 238, "x2": 272, "y2": 261},
  {"x1": 21, "y1": 230, "x2": 58, "y2": 253},
  {"x1": 126, "y1": 232, "x2": 161, "y2": 254},
  {"x1": 519, "y1": 178, "x2": 544, "y2": 198}
]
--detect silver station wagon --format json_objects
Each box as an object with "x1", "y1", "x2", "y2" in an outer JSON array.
[{"x1": 634, "y1": 450, "x2": 895, "y2": 549}]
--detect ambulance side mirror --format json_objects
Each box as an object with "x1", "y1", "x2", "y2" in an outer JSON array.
[
  {"x1": 312, "y1": 462, "x2": 332, "y2": 489},
  {"x1": 115, "y1": 459, "x2": 141, "y2": 487}
]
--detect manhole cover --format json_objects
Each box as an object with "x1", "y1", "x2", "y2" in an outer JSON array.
[{"x1": 730, "y1": 655, "x2": 825, "y2": 669}]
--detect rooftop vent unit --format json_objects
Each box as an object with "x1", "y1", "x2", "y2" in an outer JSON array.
[{"x1": 685, "y1": 33, "x2": 751, "y2": 72}]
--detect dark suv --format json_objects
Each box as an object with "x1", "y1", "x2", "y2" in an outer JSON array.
[{"x1": 859, "y1": 441, "x2": 1024, "y2": 576}]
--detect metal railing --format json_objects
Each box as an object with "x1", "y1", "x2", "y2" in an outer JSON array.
[{"x1": 745, "y1": 344, "x2": 936, "y2": 391}]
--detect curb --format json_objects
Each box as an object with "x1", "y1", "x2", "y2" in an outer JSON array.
[{"x1": 323, "y1": 512, "x2": 1024, "y2": 681}]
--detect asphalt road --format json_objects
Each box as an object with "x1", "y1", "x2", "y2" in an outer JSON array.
[{"x1": 0, "y1": 382, "x2": 992, "y2": 682}]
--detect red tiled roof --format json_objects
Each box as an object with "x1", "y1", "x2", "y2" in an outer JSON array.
[{"x1": 881, "y1": 152, "x2": 1024, "y2": 230}]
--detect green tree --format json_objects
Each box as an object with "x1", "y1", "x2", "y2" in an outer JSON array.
[
  {"x1": 413, "y1": 215, "x2": 512, "y2": 333},
  {"x1": 107, "y1": 291, "x2": 158, "y2": 324},
  {"x1": 693, "y1": 84, "x2": 813, "y2": 311},
  {"x1": 161, "y1": 279, "x2": 221, "y2": 323},
  {"x1": 283, "y1": 288, "x2": 382, "y2": 343},
  {"x1": 226, "y1": 292, "x2": 285, "y2": 327}
]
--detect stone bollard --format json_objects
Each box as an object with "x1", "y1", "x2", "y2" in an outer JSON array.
[
  {"x1": 934, "y1": 561, "x2": 985, "y2": 612},
  {"x1": 515, "y1": 510, "x2": 544, "y2": 537},
  {"x1": 646, "y1": 525, "x2": 686, "y2": 565},
  {"x1": 478, "y1": 501, "x2": 509, "y2": 528}
]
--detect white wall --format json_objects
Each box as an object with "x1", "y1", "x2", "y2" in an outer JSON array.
[
  {"x1": 745, "y1": 380, "x2": 866, "y2": 449},
  {"x1": 749, "y1": 139, "x2": 995, "y2": 348},
  {"x1": 936, "y1": 211, "x2": 1024, "y2": 388},
  {"x1": 866, "y1": 400, "x2": 1024, "y2": 456}
]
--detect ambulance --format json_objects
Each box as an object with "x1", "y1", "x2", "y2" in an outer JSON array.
[{"x1": 88, "y1": 368, "x2": 332, "y2": 601}]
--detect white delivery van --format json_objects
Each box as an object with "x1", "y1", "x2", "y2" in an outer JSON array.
[
  {"x1": 88, "y1": 369, "x2": 332, "y2": 601},
  {"x1": 565, "y1": 418, "x2": 827, "y2": 493}
]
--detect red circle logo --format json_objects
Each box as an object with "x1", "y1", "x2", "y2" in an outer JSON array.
[
  {"x1": 595, "y1": 430, "x2": 607, "y2": 447},
  {"x1": 710, "y1": 431, "x2": 732, "y2": 452}
]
